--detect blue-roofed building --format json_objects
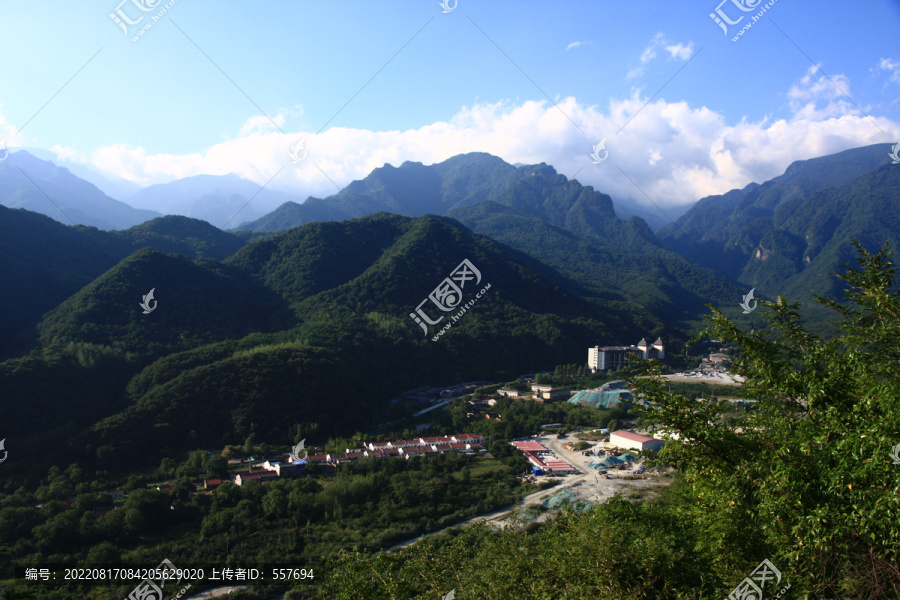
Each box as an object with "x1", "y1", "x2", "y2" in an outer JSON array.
[{"x1": 569, "y1": 388, "x2": 634, "y2": 409}]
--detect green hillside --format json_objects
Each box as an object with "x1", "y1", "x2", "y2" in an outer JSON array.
[
  {"x1": 0, "y1": 211, "x2": 248, "y2": 359},
  {"x1": 83, "y1": 215, "x2": 247, "y2": 261},
  {"x1": 658, "y1": 143, "x2": 895, "y2": 285},
  {"x1": 36, "y1": 248, "x2": 289, "y2": 359},
  {"x1": 239, "y1": 154, "x2": 743, "y2": 331},
  {"x1": 1, "y1": 213, "x2": 666, "y2": 474},
  {"x1": 0, "y1": 205, "x2": 118, "y2": 358}
]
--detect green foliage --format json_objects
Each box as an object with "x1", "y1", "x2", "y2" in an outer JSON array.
[
  {"x1": 304, "y1": 241, "x2": 900, "y2": 600},
  {"x1": 632, "y1": 241, "x2": 900, "y2": 597},
  {"x1": 36, "y1": 248, "x2": 289, "y2": 361},
  {"x1": 313, "y1": 488, "x2": 715, "y2": 600},
  {"x1": 0, "y1": 451, "x2": 533, "y2": 599},
  {"x1": 0, "y1": 208, "x2": 247, "y2": 360}
]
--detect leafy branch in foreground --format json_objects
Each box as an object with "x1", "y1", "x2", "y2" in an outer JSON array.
[{"x1": 633, "y1": 240, "x2": 900, "y2": 599}]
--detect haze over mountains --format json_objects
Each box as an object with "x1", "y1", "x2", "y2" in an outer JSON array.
[
  {"x1": 0, "y1": 151, "x2": 161, "y2": 230},
  {"x1": 125, "y1": 174, "x2": 299, "y2": 229}
]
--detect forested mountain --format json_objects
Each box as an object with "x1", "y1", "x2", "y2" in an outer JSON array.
[
  {"x1": 239, "y1": 154, "x2": 745, "y2": 329},
  {"x1": 657, "y1": 143, "x2": 897, "y2": 300},
  {"x1": 3, "y1": 145, "x2": 894, "y2": 473},
  {"x1": 0, "y1": 209, "x2": 245, "y2": 359},
  {"x1": 237, "y1": 152, "x2": 635, "y2": 233},
  {"x1": 444, "y1": 165, "x2": 741, "y2": 328},
  {"x1": 0, "y1": 150, "x2": 162, "y2": 229},
  {"x1": 235, "y1": 152, "x2": 518, "y2": 231},
  {"x1": 1, "y1": 213, "x2": 663, "y2": 474},
  {"x1": 739, "y1": 163, "x2": 900, "y2": 299}
]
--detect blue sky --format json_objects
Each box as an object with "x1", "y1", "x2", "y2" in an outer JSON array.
[{"x1": 1, "y1": 0, "x2": 899, "y2": 211}]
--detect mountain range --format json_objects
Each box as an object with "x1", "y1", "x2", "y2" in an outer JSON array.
[
  {"x1": 0, "y1": 211, "x2": 664, "y2": 472},
  {"x1": 1, "y1": 143, "x2": 898, "y2": 471},
  {"x1": 657, "y1": 143, "x2": 898, "y2": 302},
  {"x1": 125, "y1": 174, "x2": 300, "y2": 229},
  {"x1": 0, "y1": 151, "x2": 161, "y2": 230}
]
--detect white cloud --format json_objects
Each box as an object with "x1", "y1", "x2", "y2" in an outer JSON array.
[
  {"x1": 787, "y1": 64, "x2": 858, "y2": 120},
  {"x1": 238, "y1": 113, "x2": 287, "y2": 137},
  {"x1": 664, "y1": 42, "x2": 693, "y2": 61},
  {"x1": 628, "y1": 33, "x2": 693, "y2": 79},
  {"x1": 0, "y1": 106, "x2": 27, "y2": 147},
  {"x1": 63, "y1": 68, "x2": 898, "y2": 218},
  {"x1": 875, "y1": 57, "x2": 900, "y2": 85},
  {"x1": 565, "y1": 40, "x2": 592, "y2": 51}
]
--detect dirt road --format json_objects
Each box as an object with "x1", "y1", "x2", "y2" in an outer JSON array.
[{"x1": 387, "y1": 431, "x2": 672, "y2": 550}]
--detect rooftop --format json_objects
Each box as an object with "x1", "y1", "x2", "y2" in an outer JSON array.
[{"x1": 611, "y1": 430, "x2": 658, "y2": 443}]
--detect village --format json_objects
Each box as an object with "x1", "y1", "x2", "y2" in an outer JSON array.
[{"x1": 97, "y1": 337, "x2": 734, "y2": 517}]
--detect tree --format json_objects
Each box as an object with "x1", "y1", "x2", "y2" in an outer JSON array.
[
  {"x1": 606, "y1": 419, "x2": 619, "y2": 433},
  {"x1": 243, "y1": 433, "x2": 256, "y2": 457},
  {"x1": 206, "y1": 454, "x2": 228, "y2": 479},
  {"x1": 64, "y1": 463, "x2": 84, "y2": 484},
  {"x1": 262, "y1": 487, "x2": 288, "y2": 519},
  {"x1": 173, "y1": 477, "x2": 195, "y2": 501},
  {"x1": 157, "y1": 457, "x2": 177, "y2": 479},
  {"x1": 86, "y1": 541, "x2": 122, "y2": 563},
  {"x1": 631, "y1": 242, "x2": 900, "y2": 597}
]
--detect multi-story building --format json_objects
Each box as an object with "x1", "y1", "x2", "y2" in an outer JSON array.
[{"x1": 588, "y1": 338, "x2": 665, "y2": 372}]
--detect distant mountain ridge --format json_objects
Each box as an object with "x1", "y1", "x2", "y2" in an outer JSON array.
[
  {"x1": 0, "y1": 150, "x2": 162, "y2": 230},
  {"x1": 125, "y1": 173, "x2": 301, "y2": 229},
  {"x1": 21, "y1": 147, "x2": 143, "y2": 200},
  {"x1": 238, "y1": 153, "x2": 744, "y2": 329},
  {"x1": 236, "y1": 153, "x2": 519, "y2": 231},
  {"x1": 657, "y1": 143, "x2": 899, "y2": 304}
]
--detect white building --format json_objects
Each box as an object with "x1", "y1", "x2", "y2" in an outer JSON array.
[
  {"x1": 609, "y1": 430, "x2": 664, "y2": 452},
  {"x1": 530, "y1": 384, "x2": 571, "y2": 400},
  {"x1": 588, "y1": 338, "x2": 665, "y2": 372}
]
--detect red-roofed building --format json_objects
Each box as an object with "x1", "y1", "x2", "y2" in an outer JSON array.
[
  {"x1": 326, "y1": 452, "x2": 364, "y2": 464},
  {"x1": 370, "y1": 448, "x2": 402, "y2": 459},
  {"x1": 609, "y1": 430, "x2": 664, "y2": 451},
  {"x1": 453, "y1": 433, "x2": 483, "y2": 444},
  {"x1": 511, "y1": 441, "x2": 550, "y2": 455},
  {"x1": 543, "y1": 460, "x2": 579, "y2": 474}
]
